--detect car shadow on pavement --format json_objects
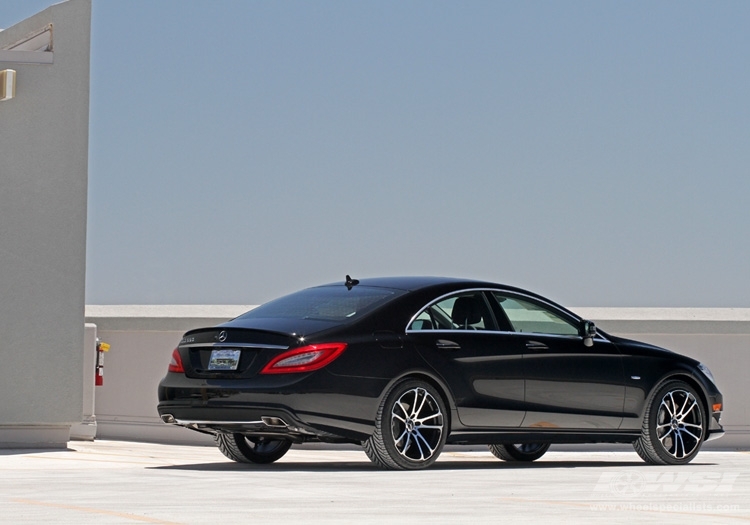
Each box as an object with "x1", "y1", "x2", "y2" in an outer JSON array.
[
  {"x1": 147, "y1": 458, "x2": 718, "y2": 472},
  {"x1": 149, "y1": 461, "x2": 379, "y2": 472}
]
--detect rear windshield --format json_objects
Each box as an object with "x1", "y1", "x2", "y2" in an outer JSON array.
[{"x1": 237, "y1": 285, "x2": 406, "y2": 323}]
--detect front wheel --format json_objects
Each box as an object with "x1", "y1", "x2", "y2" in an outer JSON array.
[
  {"x1": 363, "y1": 379, "x2": 448, "y2": 470},
  {"x1": 489, "y1": 443, "x2": 550, "y2": 462},
  {"x1": 633, "y1": 380, "x2": 706, "y2": 465},
  {"x1": 215, "y1": 433, "x2": 292, "y2": 464}
]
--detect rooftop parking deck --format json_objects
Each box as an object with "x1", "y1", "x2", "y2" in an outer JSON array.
[{"x1": 1, "y1": 440, "x2": 748, "y2": 524}]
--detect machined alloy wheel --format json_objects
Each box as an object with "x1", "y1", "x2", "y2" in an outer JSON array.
[
  {"x1": 634, "y1": 380, "x2": 706, "y2": 465},
  {"x1": 489, "y1": 442, "x2": 550, "y2": 462},
  {"x1": 363, "y1": 379, "x2": 447, "y2": 470},
  {"x1": 215, "y1": 433, "x2": 292, "y2": 464}
]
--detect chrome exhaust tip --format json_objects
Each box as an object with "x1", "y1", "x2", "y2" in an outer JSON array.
[
  {"x1": 261, "y1": 416, "x2": 287, "y2": 428},
  {"x1": 161, "y1": 414, "x2": 176, "y2": 424}
]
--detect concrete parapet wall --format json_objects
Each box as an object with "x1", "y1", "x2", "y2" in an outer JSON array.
[
  {"x1": 87, "y1": 306, "x2": 750, "y2": 448},
  {"x1": 87, "y1": 306, "x2": 253, "y2": 446}
]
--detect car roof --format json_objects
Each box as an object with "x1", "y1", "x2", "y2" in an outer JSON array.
[
  {"x1": 318, "y1": 276, "x2": 504, "y2": 291},
  {"x1": 315, "y1": 276, "x2": 578, "y2": 319}
]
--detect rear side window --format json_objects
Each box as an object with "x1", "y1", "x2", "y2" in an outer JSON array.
[
  {"x1": 237, "y1": 286, "x2": 405, "y2": 323},
  {"x1": 409, "y1": 291, "x2": 496, "y2": 331}
]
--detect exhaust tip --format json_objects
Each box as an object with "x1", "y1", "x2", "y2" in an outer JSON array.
[
  {"x1": 161, "y1": 414, "x2": 176, "y2": 424},
  {"x1": 261, "y1": 416, "x2": 287, "y2": 428}
]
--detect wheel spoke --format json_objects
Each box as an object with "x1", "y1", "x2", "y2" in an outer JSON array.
[
  {"x1": 414, "y1": 432, "x2": 433, "y2": 461},
  {"x1": 413, "y1": 389, "x2": 429, "y2": 419},
  {"x1": 675, "y1": 431, "x2": 686, "y2": 458},
  {"x1": 392, "y1": 413, "x2": 406, "y2": 424},
  {"x1": 656, "y1": 422, "x2": 672, "y2": 437},
  {"x1": 411, "y1": 389, "x2": 421, "y2": 418},
  {"x1": 658, "y1": 427, "x2": 673, "y2": 444},
  {"x1": 677, "y1": 399, "x2": 697, "y2": 419},
  {"x1": 665, "y1": 393, "x2": 677, "y2": 416},
  {"x1": 394, "y1": 401, "x2": 409, "y2": 419},
  {"x1": 415, "y1": 412, "x2": 442, "y2": 425},
  {"x1": 413, "y1": 431, "x2": 435, "y2": 459},
  {"x1": 681, "y1": 428, "x2": 701, "y2": 442},
  {"x1": 407, "y1": 433, "x2": 416, "y2": 455}
]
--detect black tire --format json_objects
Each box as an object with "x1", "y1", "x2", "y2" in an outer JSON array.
[
  {"x1": 489, "y1": 443, "x2": 550, "y2": 462},
  {"x1": 215, "y1": 433, "x2": 292, "y2": 464},
  {"x1": 363, "y1": 379, "x2": 448, "y2": 470},
  {"x1": 633, "y1": 380, "x2": 707, "y2": 465}
]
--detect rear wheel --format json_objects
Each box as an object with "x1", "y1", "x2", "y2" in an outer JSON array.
[
  {"x1": 363, "y1": 379, "x2": 447, "y2": 470},
  {"x1": 215, "y1": 433, "x2": 292, "y2": 464},
  {"x1": 634, "y1": 380, "x2": 706, "y2": 465},
  {"x1": 489, "y1": 443, "x2": 550, "y2": 462}
]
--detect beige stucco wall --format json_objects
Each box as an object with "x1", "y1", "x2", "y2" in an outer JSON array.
[{"x1": 0, "y1": 0, "x2": 91, "y2": 447}]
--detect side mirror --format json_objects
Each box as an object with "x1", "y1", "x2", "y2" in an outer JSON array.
[{"x1": 581, "y1": 320, "x2": 596, "y2": 347}]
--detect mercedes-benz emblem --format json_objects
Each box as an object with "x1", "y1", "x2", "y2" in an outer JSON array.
[{"x1": 217, "y1": 331, "x2": 228, "y2": 342}]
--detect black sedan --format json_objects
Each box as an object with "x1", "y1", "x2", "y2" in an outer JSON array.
[{"x1": 157, "y1": 276, "x2": 724, "y2": 470}]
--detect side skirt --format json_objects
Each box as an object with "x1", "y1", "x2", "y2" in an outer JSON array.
[{"x1": 446, "y1": 430, "x2": 641, "y2": 445}]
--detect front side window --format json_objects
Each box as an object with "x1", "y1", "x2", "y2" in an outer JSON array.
[
  {"x1": 409, "y1": 291, "x2": 495, "y2": 331},
  {"x1": 492, "y1": 293, "x2": 579, "y2": 336}
]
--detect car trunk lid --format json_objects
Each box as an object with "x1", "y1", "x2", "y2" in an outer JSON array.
[{"x1": 178, "y1": 327, "x2": 298, "y2": 379}]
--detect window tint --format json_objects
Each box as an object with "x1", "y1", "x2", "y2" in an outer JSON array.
[
  {"x1": 409, "y1": 310, "x2": 436, "y2": 330},
  {"x1": 492, "y1": 293, "x2": 579, "y2": 336},
  {"x1": 238, "y1": 286, "x2": 405, "y2": 323},
  {"x1": 409, "y1": 292, "x2": 495, "y2": 331}
]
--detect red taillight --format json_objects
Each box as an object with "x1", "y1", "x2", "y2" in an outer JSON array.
[
  {"x1": 168, "y1": 348, "x2": 185, "y2": 373},
  {"x1": 260, "y1": 343, "x2": 348, "y2": 375}
]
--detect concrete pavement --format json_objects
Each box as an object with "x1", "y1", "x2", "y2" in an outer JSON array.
[{"x1": 1, "y1": 440, "x2": 748, "y2": 524}]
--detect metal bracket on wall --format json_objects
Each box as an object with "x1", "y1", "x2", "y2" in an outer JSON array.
[{"x1": 0, "y1": 69, "x2": 16, "y2": 101}]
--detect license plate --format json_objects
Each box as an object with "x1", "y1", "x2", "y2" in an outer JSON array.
[{"x1": 208, "y1": 349, "x2": 241, "y2": 370}]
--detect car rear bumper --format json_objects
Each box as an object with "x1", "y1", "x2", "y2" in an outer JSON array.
[
  {"x1": 157, "y1": 371, "x2": 386, "y2": 442},
  {"x1": 158, "y1": 401, "x2": 375, "y2": 442}
]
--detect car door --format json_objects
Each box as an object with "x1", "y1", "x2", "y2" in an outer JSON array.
[
  {"x1": 491, "y1": 292, "x2": 626, "y2": 430},
  {"x1": 407, "y1": 290, "x2": 526, "y2": 428}
]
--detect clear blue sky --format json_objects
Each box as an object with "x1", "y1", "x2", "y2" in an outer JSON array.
[{"x1": 2, "y1": 1, "x2": 749, "y2": 306}]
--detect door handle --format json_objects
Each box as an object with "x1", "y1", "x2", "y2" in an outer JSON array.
[
  {"x1": 525, "y1": 341, "x2": 548, "y2": 351},
  {"x1": 436, "y1": 339, "x2": 461, "y2": 350}
]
